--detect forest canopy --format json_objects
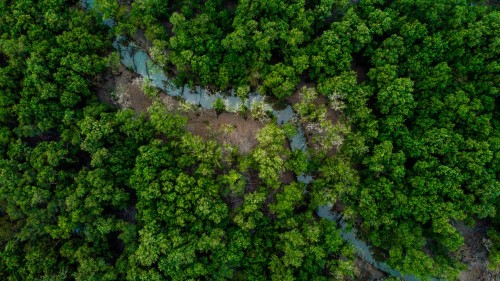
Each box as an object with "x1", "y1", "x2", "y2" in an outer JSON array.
[{"x1": 0, "y1": 0, "x2": 499, "y2": 280}]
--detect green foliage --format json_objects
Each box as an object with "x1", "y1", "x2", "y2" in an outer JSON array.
[
  {"x1": 141, "y1": 78, "x2": 159, "y2": 99},
  {"x1": 336, "y1": 1, "x2": 500, "y2": 279},
  {"x1": 294, "y1": 86, "x2": 351, "y2": 153},
  {"x1": 486, "y1": 228, "x2": 500, "y2": 271},
  {"x1": 249, "y1": 124, "x2": 289, "y2": 189},
  {"x1": 214, "y1": 97, "x2": 226, "y2": 116},
  {"x1": 0, "y1": 2, "x2": 355, "y2": 279},
  {"x1": 127, "y1": 134, "x2": 233, "y2": 279},
  {"x1": 128, "y1": 0, "x2": 358, "y2": 98},
  {"x1": 1, "y1": 0, "x2": 498, "y2": 280}
]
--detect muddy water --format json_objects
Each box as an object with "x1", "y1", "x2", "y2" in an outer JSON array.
[{"x1": 83, "y1": 1, "x2": 423, "y2": 280}]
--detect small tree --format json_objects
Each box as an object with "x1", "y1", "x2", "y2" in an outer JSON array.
[{"x1": 213, "y1": 97, "x2": 225, "y2": 117}]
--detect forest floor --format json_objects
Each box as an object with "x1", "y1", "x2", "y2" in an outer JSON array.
[
  {"x1": 287, "y1": 84, "x2": 343, "y2": 156},
  {"x1": 97, "y1": 66, "x2": 152, "y2": 112},
  {"x1": 455, "y1": 221, "x2": 499, "y2": 281},
  {"x1": 97, "y1": 65, "x2": 263, "y2": 154},
  {"x1": 355, "y1": 256, "x2": 387, "y2": 280},
  {"x1": 185, "y1": 110, "x2": 263, "y2": 154}
]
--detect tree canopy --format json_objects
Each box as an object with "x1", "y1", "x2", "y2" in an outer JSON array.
[{"x1": 0, "y1": 0, "x2": 498, "y2": 280}]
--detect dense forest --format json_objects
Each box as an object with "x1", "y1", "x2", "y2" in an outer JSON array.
[{"x1": 0, "y1": 0, "x2": 498, "y2": 280}]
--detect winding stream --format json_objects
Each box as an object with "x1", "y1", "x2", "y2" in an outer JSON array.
[{"x1": 83, "y1": 1, "x2": 420, "y2": 280}]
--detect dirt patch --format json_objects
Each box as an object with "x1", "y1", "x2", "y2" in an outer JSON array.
[
  {"x1": 224, "y1": 0, "x2": 238, "y2": 11},
  {"x1": 96, "y1": 65, "x2": 153, "y2": 113},
  {"x1": 161, "y1": 20, "x2": 173, "y2": 34},
  {"x1": 456, "y1": 220, "x2": 489, "y2": 263},
  {"x1": 225, "y1": 193, "x2": 244, "y2": 211},
  {"x1": 287, "y1": 82, "x2": 315, "y2": 106},
  {"x1": 355, "y1": 256, "x2": 387, "y2": 281},
  {"x1": 455, "y1": 220, "x2": 499, "y2": 281},
  {"x1": 158, "y1": 93, "x2": 180, "y2": 111},
  {"x1": 186, "y1": 110, "x2": 263, "y2": 154},
  {"x1": 280, "y1": 171, "x2": 296, "y2": 185},
  {"x1": 121, "y1": 80, "x2": 153, "y2": 112},
  {"x1": 95, "y1": 68, "x2": 123, "y2": 107},
  {"x1": 332, "y1": 200, "x2": 345, "y2": 213},
  {"x1": 460, "y1": 267, "x2": 499, "y2": 281}
]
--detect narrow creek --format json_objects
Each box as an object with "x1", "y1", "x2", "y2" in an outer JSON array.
[{"x1": 83, "y1": 1, "x2": 420, "y2": 280}]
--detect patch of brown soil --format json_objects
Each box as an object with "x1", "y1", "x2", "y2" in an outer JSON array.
[
  {"x1": 226, "y1": 193, "x2": 244, "y2": 211},
  {"x1": 332, "y1": 200, "x2": 345, "y2": 213},
  {"x1": 280, "y1": 171, "x2": 296, "y2": 185},
  {"x1": 123, "y1": 81, "x2": 153, "y2": 112},
  {"x1": 95, "y1": 67, "x2": 124, "y2": 107},
  {"x1": 455, "y1": 220, "x2": 499, "y2": 281},
  {"x1": 96, "y1": 65, "x2": 152, "y2": 113},
  {"x1": 263, "y1": 187, "x2": 280, "y2": 220},
  {"x1": 460, "y1": 267, "x2": 499, "y2": 281},
  {"x1": 161, "y1": 20, "x2": 173, "y2": 34},
  {"x1": 224, "y1": 0, "x2": 238, "y2": 11},
  {"x1": 186, "y1": 111, "x2": 263, "y2": 154},
  {"x1": 287, "y1": 82, "x2": 315, "y2": 106},
  {"x1": 355, "y1": 256, "x2": 387, "y2": 281},
  {"x1": 456, "y1": 220, "x2": 489, "y2": 263}
]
